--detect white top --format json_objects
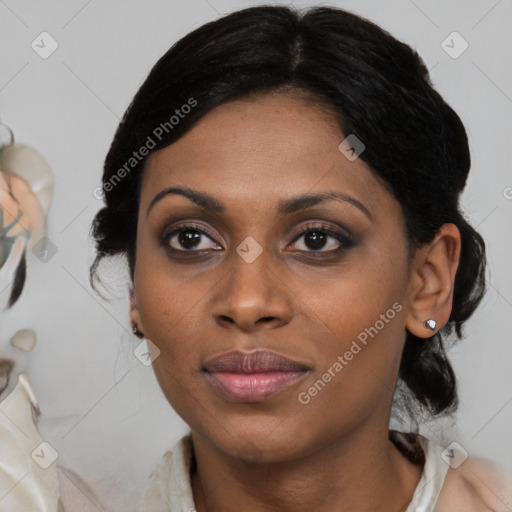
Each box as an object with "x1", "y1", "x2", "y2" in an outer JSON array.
[
  {"x1": 0, "y1": 372, "x2": 112, "y2": 512},
  {"x1": 0, "y1": 372, "x2": 61, "y2": 511},
  {"x1": 139, "y1": 430, "x2": 512, "y2": 512}
]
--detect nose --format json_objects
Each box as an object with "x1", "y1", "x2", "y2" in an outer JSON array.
[{"x1": 211, "y1": 249, "x2": 293, "y2": 332}]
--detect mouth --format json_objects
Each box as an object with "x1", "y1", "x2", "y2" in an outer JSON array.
[{"x1": 203, "y1": 349, "x2": 311, "y2": 402}]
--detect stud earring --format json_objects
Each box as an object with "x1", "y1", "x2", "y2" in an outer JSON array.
[{"x1": 424, "y1": 318, "x2": 436, "y2": 331}]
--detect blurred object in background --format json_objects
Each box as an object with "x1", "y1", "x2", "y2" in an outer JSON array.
[
  {"x1": 0, "y1": 120, "x2": 54, "y2": 311},
  {"x1": 0, "y1": 118, "x2": 61, "y2": 511}
]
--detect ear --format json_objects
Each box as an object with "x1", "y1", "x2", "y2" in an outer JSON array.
[
  {"x1": 129, "y1": 286, "x2": 142, "y2": 333},
  {"x1": 405, "y1": 223, "x2": 461, "y2": 338}
]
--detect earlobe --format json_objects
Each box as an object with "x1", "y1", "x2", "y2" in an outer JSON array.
[
  {"x1": 405, "y1": 223, "x2": 461, "y2": 338},
  {"x1": 129, "y1": 287, "x2": 144, "y2": 338}
]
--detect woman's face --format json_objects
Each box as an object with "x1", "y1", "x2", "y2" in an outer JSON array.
[{"x1": 131, "y1": 91, "x2": 418, "y2": 461}]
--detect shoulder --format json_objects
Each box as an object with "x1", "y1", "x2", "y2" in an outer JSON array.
[
  {"x1": 139, "y1": 434, "x2": 195, "y2": 512},
  {"x1": 436, "y1": 454, "x2": 512, "y2": 511},
  {"x1": 57, "y1": 465, "x2": 112, "y2": 512},
  {"x1": 145, "y1": 434, "x2": 192, "y2": 485}
]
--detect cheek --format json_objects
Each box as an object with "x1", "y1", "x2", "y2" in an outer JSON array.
[
  {"x1": 292, "y1": 245, "x2": 408, "y2": 412},
  {"x1": 133, "y1": 255, "x2": 219, "y2": 403},
  {"x1": 292, "y1": 295, "x2": 406, "y2": 445},
  {"x1": 306, "y1": 241, "x2": 407, "y2": 347},
  {"x1": 136, "y1": 271, "x2": 203, "y2": 361},
  {"x1": 134, "y1": 227, "x2": 210, "y2": 348}
]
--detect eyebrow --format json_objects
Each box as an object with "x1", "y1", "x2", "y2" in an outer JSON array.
[{"x1": 146, "y1": 186, "x2": 373, "y2": 220}]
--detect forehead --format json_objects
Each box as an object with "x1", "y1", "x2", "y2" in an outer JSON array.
[{"x1": 141, "y1": 92, "x2": 393, "y2": 218}]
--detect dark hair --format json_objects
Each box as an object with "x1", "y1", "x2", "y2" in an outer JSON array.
[{"x1": 89, "y1": 5, "x2": 486, "y2": 425}]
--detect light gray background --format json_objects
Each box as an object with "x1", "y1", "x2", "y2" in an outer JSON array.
[{"x1": 0, "y1": 1, "x2": 511, "y2": 511}]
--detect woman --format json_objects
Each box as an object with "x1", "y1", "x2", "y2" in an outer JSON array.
[{"x1": 89, "y1": 5, "x2": 511, "y2": 511}]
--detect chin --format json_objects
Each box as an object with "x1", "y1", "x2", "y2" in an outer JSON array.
[{"x1": 202, "y1": 415, "x2": 317, "y2": 464}]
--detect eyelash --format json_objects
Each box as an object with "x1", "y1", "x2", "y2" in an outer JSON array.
[
  {"x1": 160, "y1": 222, "x2": 354, "y2": 258},
  {"x1": 288, "y1": 223, "x2": 354, "y2": 257}
]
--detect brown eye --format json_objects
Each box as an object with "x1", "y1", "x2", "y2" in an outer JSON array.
[
  {"x1": 289, "y1": 224, "x2": 354, "y2": 255},
  {"x1": 175, "y1": 229, "x2": 202, "y2": 250},
  {"x1": 162, "y1": 223, "x2": 222, "y2": 252}
]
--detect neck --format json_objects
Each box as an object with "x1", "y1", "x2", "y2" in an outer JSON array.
[{"x1": 190, "y1": 424, "x2": 423, "y2": 512}]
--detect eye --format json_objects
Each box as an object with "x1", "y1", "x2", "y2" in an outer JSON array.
[
  {"x1": 288, "y1": 223, "x2": 353, "y2": 255},
  {"x1": 160, "y1": 221, "x2": 354, "y2": 257},
  {"x1": 162, "y1": 223, "x2": 222, "y2": 252}
]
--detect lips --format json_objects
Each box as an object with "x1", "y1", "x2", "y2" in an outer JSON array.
[
  {"x1": 203, "y1": 350, "x2": 311, "y2": 402},
  {"x1": 203, "y1": 349, "x2": 310, "y2": 373}
]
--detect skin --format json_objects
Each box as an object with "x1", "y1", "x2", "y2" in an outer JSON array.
[{"x1": 130, "y1": 91, "x2": 461, "y2": 512}]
